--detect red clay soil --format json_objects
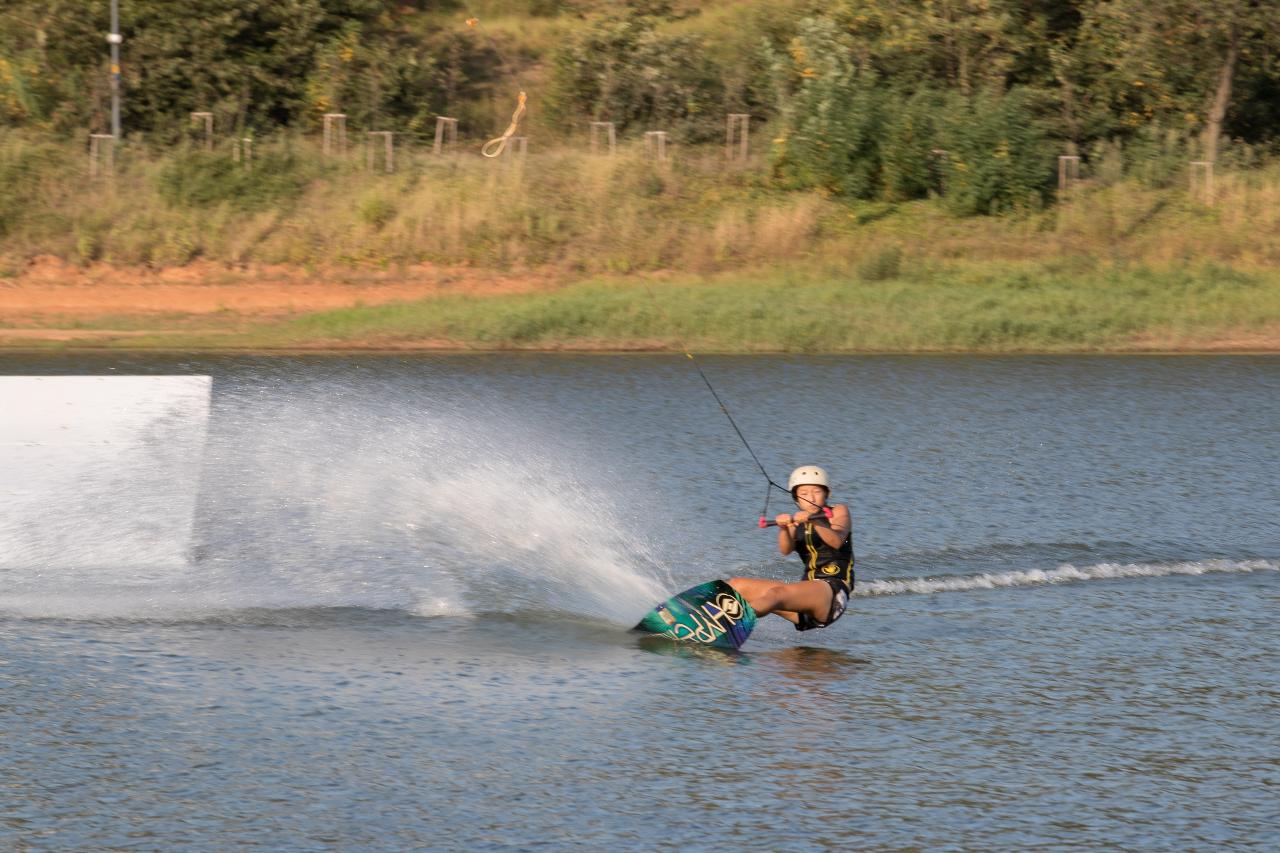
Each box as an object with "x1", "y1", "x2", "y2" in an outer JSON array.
[{"x1": 0, "y1": 256, "x2": 556, "y2": 331}]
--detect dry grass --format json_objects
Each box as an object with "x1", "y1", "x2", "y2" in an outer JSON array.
[{"x1": 3, "y1": 132, "x2": 1280, "y2": 323}]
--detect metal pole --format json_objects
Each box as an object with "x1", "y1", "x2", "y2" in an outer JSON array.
[{"x1": 109, "y1": 0, "x2": 122, "y2": 140}]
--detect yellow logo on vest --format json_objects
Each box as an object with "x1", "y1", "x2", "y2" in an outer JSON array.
[{"x1": 821, "y1": 564, "x2": 840, "y2": 575}]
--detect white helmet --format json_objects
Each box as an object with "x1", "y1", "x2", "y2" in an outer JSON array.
[{"x1": 788, "y1": 465, "x2": 830, "y2": 493}]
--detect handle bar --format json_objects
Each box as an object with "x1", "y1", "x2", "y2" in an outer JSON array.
[{"x1": 758, "y1": 507, "x2": 833, "y2": 528}]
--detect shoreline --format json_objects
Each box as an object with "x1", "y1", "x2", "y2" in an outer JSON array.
[
  {"x1": 3, "y1": 257, "x2": 1279, "y2": 355},
  {"x1": 3, "y1": 341, "x2": 1278, "y2": 356}
]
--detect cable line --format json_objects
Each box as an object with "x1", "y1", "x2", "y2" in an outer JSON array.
[
  {"x1": 461, "y1": 11, "x2": 783, "y2": 523},
  {"x1": 639, "y1": 281, "x2": 790, "y2": 522}
]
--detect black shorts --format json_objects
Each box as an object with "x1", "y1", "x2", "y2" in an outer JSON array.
[{"x1": 795, "y1": 574, "x2": 853, "y2": 632}]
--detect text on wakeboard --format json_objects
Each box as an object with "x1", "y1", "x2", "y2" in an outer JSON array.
[{"x1": 657, "y1": 592, "x2": 745, "y2": 644}]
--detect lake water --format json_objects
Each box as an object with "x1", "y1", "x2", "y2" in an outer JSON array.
[{"x1": 3, "y1": 353, "x2": 1277, "y2": 851}]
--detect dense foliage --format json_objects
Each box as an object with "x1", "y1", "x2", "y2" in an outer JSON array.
[
  {"x1": 1, "y1": 0, "x2": 1276, "y2": 210},
  {"x1": 0, "y1": 0, "x2": 503, "y2": 141}
]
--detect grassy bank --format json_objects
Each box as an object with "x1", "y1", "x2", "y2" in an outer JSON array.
[
  {"x1": 6, "y1": 131, "x2": 1280, "y2": 274},
  {"x1": 3, "y1": 131, "x2": 1280, "y2": 352},
  {"x1": 51, "y1": 261, "x2": 1273, "y2": 353}
]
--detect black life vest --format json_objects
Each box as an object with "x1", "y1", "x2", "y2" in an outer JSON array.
[{"x1": 796, "y1": 519, "x2": 854, "y2": 588}]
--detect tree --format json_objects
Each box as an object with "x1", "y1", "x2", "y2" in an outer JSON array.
[
  {"x1": 829, "y1": 0, "x2": 1044, "y2": 95},
  {"x1": 766, "y1": 16, "x2": 885, "y2": 198},
  {"x1": 0, "y1": 0, "x2": 464, "y2": 138},
  {"x1": 1069, "y1": 0, "x2": 1278, "y2": 161},
  {"x1": 547, "y1": 6, "x2": 725, "y2": 141}
]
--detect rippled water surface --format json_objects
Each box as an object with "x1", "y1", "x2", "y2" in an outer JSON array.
[{"x1": 3, "y1": 354, "x2": 1278, "y2": 851}]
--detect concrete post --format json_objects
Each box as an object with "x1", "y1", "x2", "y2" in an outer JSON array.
[
  {"x1": 1058, "y1": 155, "x2": 1080, "y2": 197},
  {"x1": 191, "y1": 112, "x2": 214, "y2": 151},
  {"x1": 434, "y1": 117, "x2": 458, "y2": 155},
  {"x1": 366, "y1": 131, "x2": 394, "y2": 173},
  {"x1": 505, "y1": 136, "x2": 527, "y2": 159},
  {"x1": 323, "y1": 114, "x2": 347, "y2": 157},
  {"x1": 232, "y1": 137, "x2": 253, "y2": 170},
  {"x1": 590, "y1": 121, "x2": 616, "y2": 156},
  {"x1": 726, "y1": 114, "x2": 749, "y2": 162},
  {"x1": 1190, "y1": 160, "x2": 1214, "y2": 205},
  {"x1": 89, "y1": 134, "x2": 116, "y2": 178},
  {"x1": 644, "y1": 131, "x2": 668, "y2": 162}
]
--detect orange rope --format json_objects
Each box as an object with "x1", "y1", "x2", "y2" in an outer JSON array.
[
  {"x1": 481, "y1": 91, "x2": 527, "y2": 158},
  {"x1": 465, "y1": 17, "x2": 528, "y2": 159}
]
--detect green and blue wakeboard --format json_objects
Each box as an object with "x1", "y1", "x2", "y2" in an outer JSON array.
[{"x1": 633, "y1": 580, "x2": 756, "y2": 650}]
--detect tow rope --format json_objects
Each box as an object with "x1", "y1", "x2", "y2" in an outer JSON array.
[
  {"x1": 680, "y1": 351, "x2": 791, "y2": 523},
  {"x1": 638, "y1": 281, "x2": 790, "y2": 525}
]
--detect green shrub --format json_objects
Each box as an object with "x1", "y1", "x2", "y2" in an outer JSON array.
[
  {"x1": 1119, "y1": 122, "x2": 1195, "y2": 189},
  {"x1": 939, "y1": 87, "x2": 1055, "y2": 215},
  {"x1": 157, "y1": 147, "x2": 315, "y2": 211},
  {"x1": 857, "y1": 246, "x2": 902, "y2": 281},
  {"x1": 73, "y1": 227, "x2": 103, "y2": 263},
  {"x1": 357, "y1": 193, "x2": 397, "y2": 229},
  {"x1": 0, "y1": 136, "x2": 66, "y2": 238},
  {"x1": 880, "y1": 88, "x2": 944, "y2": 201},
  {"x1": 766, "y1": 17, "x2": 883, "y2": 198}
]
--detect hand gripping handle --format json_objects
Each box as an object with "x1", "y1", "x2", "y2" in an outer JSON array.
[{"x1": 759, "y1": 507, "x2": 833, "y2": 528}]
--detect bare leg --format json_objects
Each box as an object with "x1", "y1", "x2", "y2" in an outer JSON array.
[{"x1": 728, "y1": 577, "x2": 833, "y2": 624}]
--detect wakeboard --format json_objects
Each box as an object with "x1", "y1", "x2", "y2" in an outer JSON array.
[{"x1": 633, "y1": 579, "x2": 756, "y2": 651}]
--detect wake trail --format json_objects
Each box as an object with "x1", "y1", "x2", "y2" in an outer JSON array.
[{"x1": 857, "y1": 558, "x2": 1278, "y2": 597}]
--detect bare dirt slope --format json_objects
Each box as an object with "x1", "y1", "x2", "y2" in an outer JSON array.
[{"x1": 0, "y1": 257, "x2": 555, "y2": 342}]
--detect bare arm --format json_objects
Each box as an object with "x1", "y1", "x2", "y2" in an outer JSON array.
[{"x1": 774, "y1": 513, "x2": 797, "y2": 555}]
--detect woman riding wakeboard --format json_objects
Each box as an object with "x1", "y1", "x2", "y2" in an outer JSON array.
[{"x1": 728, "y1": 465, "x2": 854, "y2": 631}]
